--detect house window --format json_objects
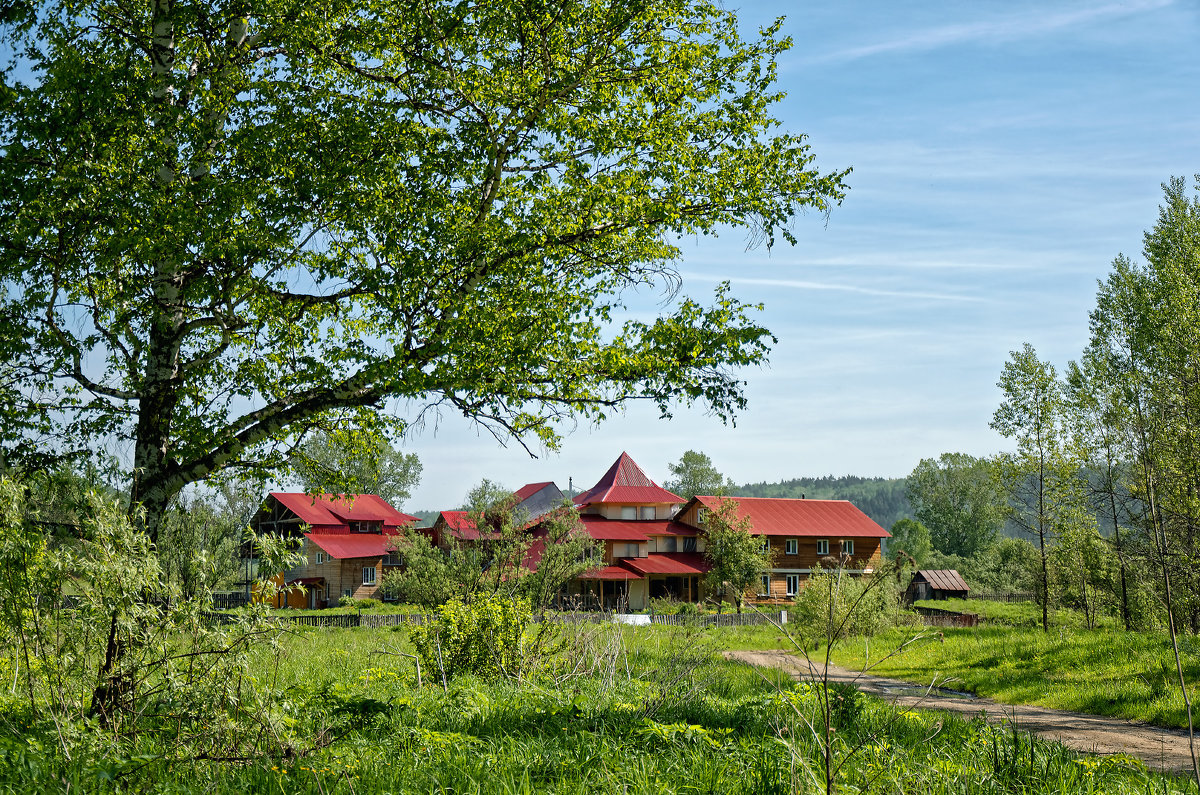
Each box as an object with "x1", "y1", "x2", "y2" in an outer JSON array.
[
  {"x1": 842, "y1": 539, "x2": 854, "y2": 556},
  {"x1": 683, "y1": 537, "x2": 697, "y2": 553},
  {"x1": 786, "y1": 574, "x2": 800, "y2": 597},
  {"x1": 785, "y1": 539, "x2": 798, "y2": 555},
  {"x1": 385, "y1": 552, "x2": 402, "y2": 566},
  {"x1": 760, "y1": 575, "x2": 770, "y2": 597},
  {"x1": 342, "y1": 589, "x2": 352, "y2": 598},
  {"x1": 314, "y1": 550, "x2": 325, "y2": 565},
  {"x1": 621, "y1": 506, "x2": 637, "y2": 520},
  {"x1": 362, "y1": 566, "x2": 377, "y2": 586},
  {"x1": 660, "y1": 537, "x2": 677, "y2": 553},
  {"x1": 816, "y1": 539, "x2": 829, "y2": 556},
  {"x1": 640, "y1": 506, "x2": 655, "y2": 520},
  {"x1": 696, "y1": 507, "x2": 707, "y2": 524}
]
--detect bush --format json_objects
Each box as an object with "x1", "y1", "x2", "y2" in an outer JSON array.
[
  {"x1": 791, "y1": 568, "x2": 900, "y2": 643},
  {"x1": 648, "y1": 596, "x2": 701, "y2": 615},
  {"x1": 411, "y1": 596, "x2": 531, "y2": 681},
  {"x1": 337, "y1": 595, "x2": 383, "y2": 609}
]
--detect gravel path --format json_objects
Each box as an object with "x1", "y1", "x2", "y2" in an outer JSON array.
[{"x1": 725, "y1": 649, "x2": 1200, "y2": 775}]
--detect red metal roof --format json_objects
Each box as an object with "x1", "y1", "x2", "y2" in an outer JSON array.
[
  {"x1": 658, "y1": 521, "x2": 698, "y2": 537},
  {"x1": 579, "y1": 515, "x2": 651, "y2": 542},
  {"x1": 514, "y1": 481, "x2": 554, "y2": 501},
  {"x1": 436, "y1": 510, "x2": 502, "y2": 541},
  {"x1": 580, "y1": 563, "x2": 644, "y2": 580},
  {"x1": 305, "y1": 533, "x2": 391, "y2": 559},
  {"x1": 691, "y1": 496, "x2": 890, "y2": 539},
  {"x1": 573, "y1": 452, "x2": 683, "y2": 506},
  {"x1": 622, "y1": 552, "x2": 710, "y2": 576},
  {"x1": 271, "y1": 493, "x2": 418, "y2": 529}
]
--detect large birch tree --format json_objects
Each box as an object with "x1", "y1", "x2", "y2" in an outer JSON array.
[{"x1": 0, "y1": 0, "x2": 848, "y2": 539}]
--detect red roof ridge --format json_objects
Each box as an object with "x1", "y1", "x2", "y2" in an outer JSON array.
[
  {"x1": 687, "y1": 495, "x2": 889, "y2": 538},
  {"x1": 271, "y1": 492, "x2": 418, "y2": 526},
  {"x1": 695, "y1": 494, "x2": 852, "y2": 505}
]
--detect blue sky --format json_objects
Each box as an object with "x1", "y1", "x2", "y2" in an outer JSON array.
[{"x1": 399, "y1": 0, "x2": 1200, "y2": 510}]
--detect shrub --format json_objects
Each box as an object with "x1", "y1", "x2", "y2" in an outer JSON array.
[
  {"x1": 791, "y1": 568, "x2": 900, "y2": 643},
  {"x1": 411, "y1": 596, "x2": 531, "y2": 681}
]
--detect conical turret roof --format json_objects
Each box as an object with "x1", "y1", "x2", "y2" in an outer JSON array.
[{"x1": 573, "y1": 452, "x2": 683, "y2": 506}]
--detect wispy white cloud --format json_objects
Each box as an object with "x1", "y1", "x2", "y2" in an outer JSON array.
[
  {"x1": 810, "y1": 0, "x2": 1173, "y2": 64},
  {"x1": 683, "y1": 272, "x2": 990, "y2": 303}
]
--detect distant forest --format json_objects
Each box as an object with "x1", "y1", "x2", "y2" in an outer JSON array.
[
  {"x1": 732, "y1": 475, "x2": 912, "y2": 530},
  {"x1": 729, "y1": 475, "x2": 907, "y2": 533},
  {"x1": 409, "y1": 475, "x2": 915, "y2": 531}
]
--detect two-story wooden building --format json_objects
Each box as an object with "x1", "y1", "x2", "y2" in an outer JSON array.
[
  {"x1": 566, "y1": 452, "x2": 708, "y2": 610},
  {"x1": 673, "y1": 495, "x2": 890, "y2": 601},
  {"x1": 247, "y1": 455, "x2": 890, "y2": 611},
  {"x1": 559, "y1": 452, "x2": 891, "y2": 610},
  {"x1": 248, "y1": 492, "x2": 418, "y2": 608}
]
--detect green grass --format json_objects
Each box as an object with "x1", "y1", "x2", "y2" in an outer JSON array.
[
  {"x1": 824, "y1": 622, "x2": 1200, "y2": 729},
  {"x1": 1, "y1": 623, "x2": 1193, "y2": 793}
]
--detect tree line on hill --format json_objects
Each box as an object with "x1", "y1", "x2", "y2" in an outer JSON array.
[
  {"x1": 733, "y1": 475, "x2": 912, "y2": 530},
  {"x1": 889, "y1": 179, "x2": 1200, "y2": 666}
]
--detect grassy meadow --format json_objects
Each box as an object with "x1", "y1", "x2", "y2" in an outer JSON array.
[
  {"x1": 1, "y1": 620, "x2": 1193, "y2": 794},
  {"x1": 819, "y1": 601, "x2": 1200, "y2": 730}
]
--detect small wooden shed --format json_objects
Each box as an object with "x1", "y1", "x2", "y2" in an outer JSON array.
[{"x1": 906, "y1": 569, "x2": 969, "y2": 602}]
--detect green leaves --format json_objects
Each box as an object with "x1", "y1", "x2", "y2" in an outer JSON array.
[
  {"x1": 410, "y1": 595, "x2": 532, "y2": 681},
  {"x1": 0, "y1": 0, "x2": 846, "y2": 534},
  {"x1": 701, "y1": 497, "x2": 772, "y2": 613}
]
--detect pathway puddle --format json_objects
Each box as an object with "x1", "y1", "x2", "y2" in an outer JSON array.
[{"x1": 875, "y1": 683, "x2": 978, "y2": 700}]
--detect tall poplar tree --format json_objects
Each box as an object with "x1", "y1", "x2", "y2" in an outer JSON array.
[
  {"x1": 0, "y1": 1, "x2": 848, "y2": 540},
  {"x1": 991, "y1": 343, "x2": 1088, "y2": 633}
]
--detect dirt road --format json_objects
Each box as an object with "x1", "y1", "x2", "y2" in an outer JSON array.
[{"x1": 725, "y1": 649, "x2": 1199, "y2": 775}]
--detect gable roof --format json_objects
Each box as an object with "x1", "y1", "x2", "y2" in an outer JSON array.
[
  {"x1": 434, "y1": 510, "x2": 499, "y2": 541},
  {"x1": 573, "y1": 452, "x2": 683, "y2": 506},
  {"x1": 515, "y1": 481, "x2": 555, "y2": 501},
  {"x1": 271, "y1": 493, "x2": 419, "y2": 529},
  {"x1": 913, "y1": 569, "x2": 970, "y2": 592},
  {"x1": 688, "y1": 496, "x2": 890, "y2": 538},
  {"x1": 513, "y1": 481, "x2": 566, "y2": 521}
]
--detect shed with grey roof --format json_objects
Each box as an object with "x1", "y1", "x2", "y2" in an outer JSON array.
[{"x1": 906, "y1": 569, "x2": 970, "y2": 602}]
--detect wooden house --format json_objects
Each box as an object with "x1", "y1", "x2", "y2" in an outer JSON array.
[
  {"x1": 566, "y1": 452, "x2": 705, "y2": 610},
  {"x1": 426, "y1": 481, "x2": 566, "y2": 550},
  {"x1": 905, "y1": 569, "x2": 970, "y2": 602},
  {"x1": 673, "y1": 495, "x2": 890, "y2": 602},
  {"x1": 247, "y1": 492, "x2": 418, "y2": 608}
]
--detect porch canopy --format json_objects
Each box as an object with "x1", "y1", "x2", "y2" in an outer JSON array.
[
  {"x1": 622, "y1": 552, "x2": 709, "y2": 576},
  {"x1": 305, "y1": 533, "x2": 389, "y2": 560},
  {"x1": 582, "y1": 564, "x2": 644, "y2": 580}
]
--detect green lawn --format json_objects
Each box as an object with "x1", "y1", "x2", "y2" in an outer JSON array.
[
  {"x1": 823, "y1": 621, "x2": 1200, "y2": 730},
  {"x1": 3, "y1": 622, "x2": 1187, "y2": 793},
  {"x1": 913, "y1": 598, "x2": 1120, "y2": 630}
]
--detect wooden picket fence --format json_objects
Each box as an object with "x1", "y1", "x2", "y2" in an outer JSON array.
[
  {"x1": 209, "y1": 609, "x2": 786, "y2": 630},
  {"x1": 649, "y1": 611, "x2": 786, "y2": 627},
  {"x1": 972, "y1": 592, "x2": 1035, "y2": 603}
]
